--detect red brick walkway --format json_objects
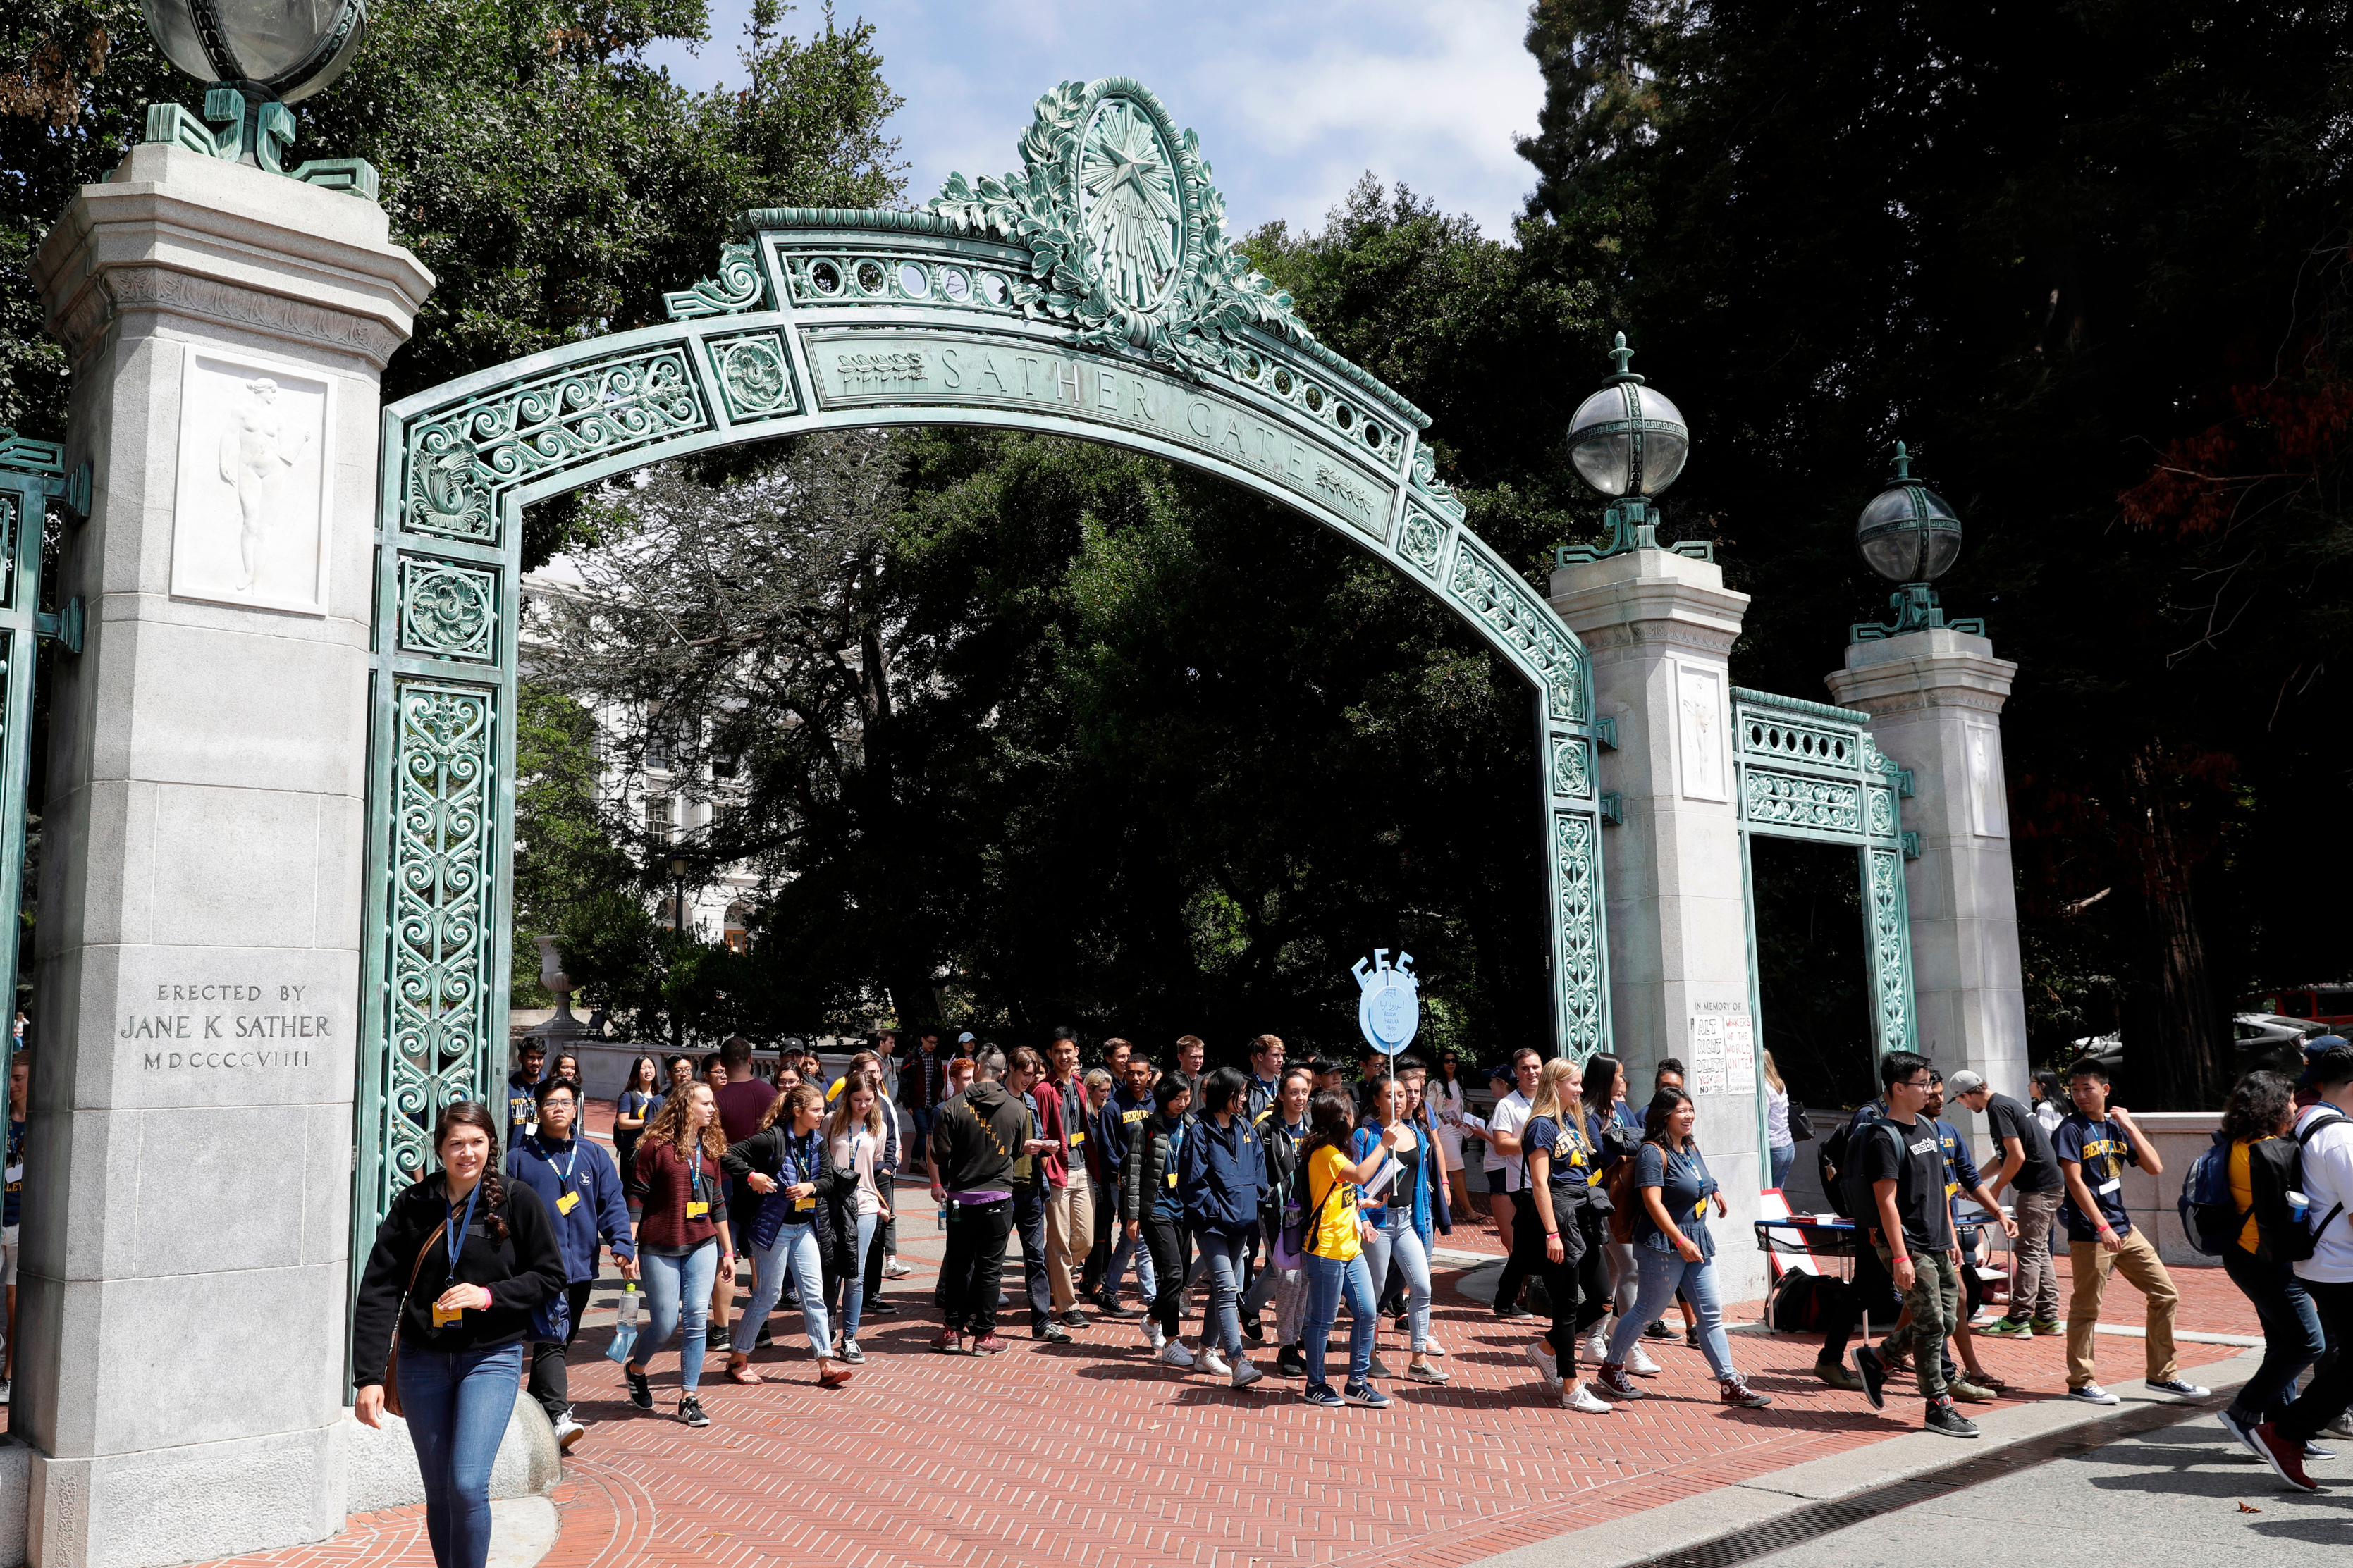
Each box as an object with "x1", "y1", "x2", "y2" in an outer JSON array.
[{"x1": 216, "y1": 1151, "x2": 2260, "y2": 1568}]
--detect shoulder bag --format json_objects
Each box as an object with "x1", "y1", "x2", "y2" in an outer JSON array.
[{"x1": 381, "y1": 1219, "x2": 448, "y2": 1419}]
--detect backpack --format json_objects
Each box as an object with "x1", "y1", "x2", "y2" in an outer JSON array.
[
  {"x1": 1764, "y1": 1269, "x2": 1851, "y2": 1332},
  {"x1": 2245, "y1": 1111, "x2": 2349, "y2": 1264},
  {"x1": 1818, "y1": 1109, "x2": 1910, "y2": 1221},
  {"x1": 1604, "y1": 1155, "x2": 1639, "y2": 1244},
  {"x1": 2177, "y1": 1134, "x2": 2244, "y2": 1257}
]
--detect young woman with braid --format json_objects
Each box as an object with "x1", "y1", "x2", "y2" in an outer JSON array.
[
  {"x1": 627, "y1": 1082, "x2": 736, "y2": 1425},
  {"x1": 352, "y1": 1102, "x2": 565, "y2": 1568},
  {"x1": 1519, "y1": 1058, "x2": 1613, "y2": 1413},
  {"x1": 720, "y1": 1083, "x2": 854, "y2": 1388}
]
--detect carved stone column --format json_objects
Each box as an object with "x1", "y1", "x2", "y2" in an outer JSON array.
[
  {"x1": 1549, "y1": 548, "x2": 1767, "y2": 1299},
  {"x1": 27, "y1": 144, "x2": 431, "y2": 1568},
  {"x1": 1828, "y1": 629, "x2": 2028, "y2": 1140}
]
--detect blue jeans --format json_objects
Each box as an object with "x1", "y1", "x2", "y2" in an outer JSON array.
[
  {"x1": 1303, "y1": 1252, "x2": 1377, "y2": 1393},
  {"x1": 1107, "y1": 1214, "x2": 1157, "y2": 1300},
  {"x1": 1606, "y1": 1244, "x2": 1737, "y2": 1380},
  {"x1": 2224, "y1": 1246, "x2": 2325, "y2": 1424},
  {"x1": 1196, "y1": 1228, "x2": 1251, "y2": 1355},
  {"x1": 1769, "y1": 1144, "x2": 1796, "y2": 1191},
  {"x1": 1361, "y1": 1207, "x2": 1434, "y2": 1351},
  {"x1": 737, "y1": 1221, "x2": 831, "y2": 1357},
  {"x1": 638, "y1": 1240, "x2": 718, "y2": 1392},
  {"x1": 835, "y1": 1211, "x2": 879, "y2": 1340},
  {"x1": 396, "y1": 1341, "x2": 523, "y2": 1568}
]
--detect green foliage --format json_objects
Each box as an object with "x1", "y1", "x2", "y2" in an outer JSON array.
[
  {"x1": 2, "y1": 0, "x2": 904, "y2": 565},
  {"x1": 1518, "y1": 0, "x2": 2353, "y2": 1106}
]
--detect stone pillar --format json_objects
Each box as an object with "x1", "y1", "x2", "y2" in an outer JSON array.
[
  {"x1": 1550, "y1": 548, "x2": 1767, "y2": 1299},
  {"x1": 27, "y1": 144, "x2": 430, "y2": 1568},
  {"x1": 1828, "y1": 628, "x2": 2027, "y2": 1155}
]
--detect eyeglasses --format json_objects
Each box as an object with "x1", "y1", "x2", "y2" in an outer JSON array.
[{"x1": 1898, "y1": 1075, "x2": 1934, "y2": 1089}]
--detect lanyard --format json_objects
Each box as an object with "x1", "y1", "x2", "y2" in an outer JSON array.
[
  {"x1": 536, "y1": 1135, "x2": 579, "y2": 1184},
  {"x1": 784, "y1": 1129, "x2": 821, "y2": 1187},
  {"x1": 688, "y1": 1151, "x2": 708, "y2": 1206},
  {"x1": 445, "y1": 1178, "x2": 481, "y2": 1275}
]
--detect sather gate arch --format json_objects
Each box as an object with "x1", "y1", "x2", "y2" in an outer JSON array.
[{"x1": 355, "y1": 78, "x2": 1615, "y2": 1238}]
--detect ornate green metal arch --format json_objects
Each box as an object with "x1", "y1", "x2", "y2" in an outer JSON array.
[{"x1": 356, "y1": 78, "x2": 1611, "y2": 1241}]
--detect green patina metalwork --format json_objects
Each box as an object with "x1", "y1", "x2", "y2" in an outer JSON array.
[
  {"x1": 1730, "y1": 685, "x2": 1917, "y2": 1070},
  {"x1": 141, "y1": 86, "x2": 379, "y2": 197},
  {"x1": 0, "y1": 433, "x2": 89, "y2": 1016},
  {"x1": 355, "y1": 78, "x2": 1614, "y2": 1258}
]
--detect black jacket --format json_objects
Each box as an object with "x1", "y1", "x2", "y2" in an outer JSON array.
[
  {"x1": 1121, "y1": 1111, "x2": 1182, "y2": 1226},
  {"x1": 930, "y1": 1080, "x2": 1024, "y2": 1195},
  {"x1": 723, "y1": 1123, "x2": 861, "y2": 1279},
  {"x1": 352, "y1": 1175, "x2": 565, "y2": 1388}
]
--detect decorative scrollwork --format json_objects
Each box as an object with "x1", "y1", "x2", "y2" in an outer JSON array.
[
  {"x1": 1737, "y1": 714, "x2": 1857, "y2": 770},
  {"x1": 1449, "y1": 541, "x2": 1584, "y2": 723},
  {"x1": 1552, "y1": 736, "x2": 1592, "y2": 798},
  {"x1": 1399, "y1": 502, "x2": 1444, "y2": 573},
  {"x1": 397, "y1": 560, "x2": 497, "y2": 662},
  {"x1": 379, "y1": 681, "x2": 497, "y2": 1210},
  {"x1": 1554, "y1": 811, "x2": 1604, "y2": 1054},
  {"x1": 1868, "y1": 848, "x2": 1911, "y2": 1051},
  {"x1": 665, "y1": 240, "x2": 766, "y2": 320},
  {"x1": 1743, "y1": 769, "x2": 1862, "y2": 833},
  {"x1": 1411, "y1": 443, "x2": 1464, "y2": 522},
  {"x1": 404, "y1": 347, "x2": 707, "y2": 543},
  {"x1": 1867, "y1": 786, "x2": 1897, "y2": 839},
  {"x1": 708, "y1": 333, "x2": 797, "y2": 420}
]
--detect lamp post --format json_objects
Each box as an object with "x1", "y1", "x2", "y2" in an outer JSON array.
[
  {"x1": 1557, "y1": 332, "x2": 1707, "y2": 564},
  {"x1": 1848, "y1": 440, "x2": 1985, "y2": 642},
  {"x1": 137, "y1": 0, "x2": 376, "y2": 193},
  {"x1": 667, "y1": 853, "x2": 690, "y2": 1056}
]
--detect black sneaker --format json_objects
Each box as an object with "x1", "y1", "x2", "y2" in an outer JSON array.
[
  {"x1": 678, "y1": 1394, "x2": 710, "y2": 1428},
  {"x1": 1035, "y1": 1320, "x2": 1073, "y2": 1345},
  {"x1": 1242, "y1": 1314, "x2": 1265, "y2": 1344},
  {"x1": 625, "y1": 1369, "x2": 653, "y2": 1411},
  {"x1": 1642, "y1": 1319, "x2": 1675, "y2": 1340},
  {"x1": 754, "y1": 1325, "x2": 775, "y2": 1349},
  {"x1": 1275, "y1": 1343, "x2": 1309, "y2": 1378},
  {"x1": 1089, "y1": 1291, "x2": 1138, "y2": 1319},
  {"x1": 1495, "y1": 1304, "x2": 1534, "y2": 1323},
  {"x1": 1924, "y1": 1395, "x2": 1979, "y2": 1439},
  {"x1": 864, "y1": 1297, "x2": 899, "y2": 1316},
  {"x1": 1853, "y1": 1345, "x2": 1887, "y2": 1412}
]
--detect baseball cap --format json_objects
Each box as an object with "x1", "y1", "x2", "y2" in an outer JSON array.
[
  {"x1": 2299, "y1": 1040, "x2": 2353, "y2": 1088},
  {"x1": 1946, "y1": 1070, "x2": 1986, "y2": 1096},
  {"x1": 957, "y1": 1031, "x2": 976, "y2": 1044}
]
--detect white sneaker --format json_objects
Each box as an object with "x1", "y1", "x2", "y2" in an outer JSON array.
[
  {"x1": 1199, "y1": 1347, "x2": 1232, "y2": 1377},
  {"x1": 1526, "y1": 1341, "x2": 1563, "y2": 1393},
  {"x1": 0, "y1": 1378, "x2": 11, "y2": 1406},
  {"x1": 1143, "y1": 1321, "x2": 1167, "y2": 1350},
  {"x1": 1626, "y1": 1344, "x2": 1662, "y2": 1377},
  {"x1": 1580, "y1": 1326, "x2": 1609, "y2": 1362},
  {"x1": 1422, "y1": 1338, "x2": 1447, "y2": 1357},
  {"x1": 1562, "y1": 1383, "x2": 1614, "y2": 1414},
  {"x1": 882, "y1": 1258, "x2": 914, "y2": 1280},
  {"x1": 553, "y1": 1414, "x2": 584, "y2": 1452},
  {"x1": 1231, "y1": 1359, "x2": 1266, "y2": 1389},
  {"x1": 1160, "y1": 1340, "x2": 1197, "y2": 1369},
  {"x1": 2068, "y1": 1383, "x2": 2121, "y2": 1405}
]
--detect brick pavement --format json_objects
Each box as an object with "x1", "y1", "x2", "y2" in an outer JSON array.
[{"x1": 216, "y1": 1145, "x2": 2265, "y2": 1568}]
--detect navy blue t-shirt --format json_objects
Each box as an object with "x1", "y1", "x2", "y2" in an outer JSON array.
[
  {"x1": 2052, "y1": 1112, "x2": 2139, "y2": 1240},
  {"x1": 1523, "y1": 1114, "x2": 1595, "y2": 1209},
  {"x1": 1634, "y1": 1140, "x2": 1718, "y2": 1259}
]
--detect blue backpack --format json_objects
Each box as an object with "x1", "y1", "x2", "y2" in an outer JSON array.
[{"x1": 2178, "y1": 1132, "x2": 2246, "y2": 1257}]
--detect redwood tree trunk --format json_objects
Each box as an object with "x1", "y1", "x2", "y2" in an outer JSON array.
[{"x1": 2127, "y1": 743, "x2": 2228, "y2": 1111}]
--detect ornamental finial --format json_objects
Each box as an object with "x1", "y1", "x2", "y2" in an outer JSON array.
[
  {"x1": 1606, "y1": 331, "x2": 1639, "y2": 383},
  {"x1": 1890, "y1": 438, "x2": 1912, "y2": 481}
]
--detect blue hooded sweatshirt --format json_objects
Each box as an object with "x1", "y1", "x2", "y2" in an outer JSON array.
[
  {"x1": 506, "y1": 1133, "x2": 634, "y2": 1285},
  {"x1": 1179, "y1": 1112, "x2": 1270, "y2": 1236}
]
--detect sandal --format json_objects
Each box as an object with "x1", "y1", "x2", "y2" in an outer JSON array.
[{"x1": 727, "y1": 1358, "x2": 763, "y2": 1385}]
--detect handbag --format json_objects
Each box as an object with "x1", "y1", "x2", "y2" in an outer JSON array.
[
  {"x1": 381, "y1": 1219, "x2": 448, "y2": 1419},
  {"x1": 1788, "y1": 1104, "x2": 1817, "y2": 1144}
]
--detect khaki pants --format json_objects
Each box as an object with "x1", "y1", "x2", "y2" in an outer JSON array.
[
  {"x1": 1046, "y1": 1168, "x2": 1095, "y2": 1311},
  {"x1": 2066, "y1": 1228, "x2": 2179, "y2": 1388}
]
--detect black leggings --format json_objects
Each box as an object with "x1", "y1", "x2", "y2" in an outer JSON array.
[
  {"x1": 1143, "y1": 1214, "x2": 1192, "y2": 1338},
  {"x1": 526, "y1": 1279, "x2": 595, "y2": 1420},
  {"x1": 1535, "y1": 1206, "x2": 1611, "y2": 1372}
]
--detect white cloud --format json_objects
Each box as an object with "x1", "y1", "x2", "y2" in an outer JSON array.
[{"x1": 651, "y1": 0, "x2": 1544, "y2": 235}]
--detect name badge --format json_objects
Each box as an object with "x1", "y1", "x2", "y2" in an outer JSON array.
[
  {"x1": 431, "y1": 1302, "x2": 462, "y2": 1328},
  {"x1": 1166, "y1": 1171, "x2": 1178, "y2": 1189},
  {"x1": 557, "y1": 1190, "x2": 580, "y2": 1215},
  {"x1": 794, "y1": 1196, "x2": 815, "y2": 1211},
  {"x1": 686, "y1": 1200, "x2": 709, "y2": 1218},
  {"x1": 1069, "y1": 1132, "x2": 1086, "y2": 1146},
  {"x1": 2096, "y1": 1177, "x2": 2122, "y2": 1197}
]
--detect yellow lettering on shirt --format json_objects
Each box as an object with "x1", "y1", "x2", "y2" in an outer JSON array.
[{"x1": 1122, "y1": 1108, "x2": 1148, "y2": 1124}]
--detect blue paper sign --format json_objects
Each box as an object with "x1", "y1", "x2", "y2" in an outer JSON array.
[{"x1": 1352, "y1": 949, "x2": 1422, "y2": 1056}]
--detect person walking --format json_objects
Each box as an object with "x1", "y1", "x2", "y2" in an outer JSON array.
[
  {"x1": 1595, "y1": 1087, "x2": 1772, "y2": 1411},
  {"x1": 1077, "y1": 1066, "x2": 1130, "y2": 1313},
  {"x1": 1043, "y1": 1028, "x2": 1095, "y2": 1330},
  {"x1": 1953, "y1": 1068, "x2": 2065, "y2": 1339},
  {"x1": 1100, "y1": 1054, "x2": 1161, "y2": 1319},
  {"x1": 2204, "y1": 1071, "x2": 2329, "y2": 1464},
  {"x1": 1247, "y1": 1066, "x2": 1317, "y2": 1377},
  {"x1": 823, "y1": 1078, "x2": 892, "y2": 1366},
  {"x1": 1578, "y1": 1054, "x2": 1652, "y2": 1366},
  {"x1": 505, "y1": 1078, "x2": 636, "y2": 1450},
  {"x1": 1518, "y1": 1058, "x2": 1613, "y2": 1412},
  {"x1": 1353, "y1": 1075, "x2": 1447, "y2": 1385},
  {"x1": 352, "y1": 1102, "x2": 565, "y2": 1568},
  {"x1": 625, "y1": 1082, "x2": 736, "y2": 1425},
  {"x1": 2053, "y1": 1057, "x2": 2207, "y2": 1406},
  {"x1": 1125, "y1": 1075, "x2": 1199, "y2": 1366},
  {"x1": 2251, "y1": 1044, "x2": 2353, "y2": 1490},
  {"x1": 1002, "y1": 1047, "x2": 1070, "y2": 1343},
  {"x1": 1430, "y1": 1051, "x2": 1472, "y2": 1218},
  {"x1": 1484, "y1": 1049, "x2": 1543, "y2": 1316},
  {"x1": 720, "y1": 1084, "x2": 853, "y2": 1388},
  {"x1": 505, "y1": 1042, "x2": 546, "y2": 1145},
  {"x1": 930, "y1": 1047, "x2": 1026, "y2": 1354},
  {"x1": 613, "y1": 1055, "x2": 663, "y2": 1210},
  {"x1": 1762, "y1": 1051, "x2": 1797, "y2": 1192},
  {"x1": 1246, "y1": 1035, "x2": 1286, "y2": 1121},
  {"x1": 1298, "y1": 1088, "x2": 1397, "y2": 1410},
  {"x1": 4, "y1": 1053, "x2": 25, "y2": 1403},
  {"x1": 1179, "y1": 1066, "x2": 1272, "y2": 1386}
]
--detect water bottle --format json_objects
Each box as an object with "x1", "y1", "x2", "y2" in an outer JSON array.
[
  {"x1": 2290, "y1": 1190, "x2": 2312, "y2": 1224},
  {"x1": 616, "y1": 1282, "x2": 641, "y2": 1327},
  {"x1": 936, "y1": 1201, "x2": 949, "y2": 1231}
]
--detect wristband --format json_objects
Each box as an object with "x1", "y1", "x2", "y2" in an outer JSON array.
[{"x1": 1546, "y1": 1231, "x2": 1560, "y2": 1240}]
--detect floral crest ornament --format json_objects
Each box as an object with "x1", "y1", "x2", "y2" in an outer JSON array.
[{"x1": 928, "y1": 78, "x2": 1317, "y2": 379}]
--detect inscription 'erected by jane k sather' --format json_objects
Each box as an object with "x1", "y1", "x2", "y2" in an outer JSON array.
[{"x1": 125, "y1": 982, "x2": 334, "y2": 1061}]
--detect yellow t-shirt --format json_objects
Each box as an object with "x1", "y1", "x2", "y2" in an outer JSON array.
[
  {"x1": 1305, "y1": 1145, "x2": 1362, "y2": 1261},
  {"x1": 2230, "y1": 1137, "x2": 2268, "y2": 1254}
]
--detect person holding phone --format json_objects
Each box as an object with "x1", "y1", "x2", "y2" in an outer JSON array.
[
  {"x1": 626, "y1": 1082, "x2": 737, "y2": 1425},
  {"x1": 1352, "y1": 1075, "x2": 1444, "y2": 1385},
  {"x1": 1296, "y1": 1089, "x2": 1400, "y2": 1409}
]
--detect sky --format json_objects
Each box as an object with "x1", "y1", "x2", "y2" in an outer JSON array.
[{"x1": 648, "y1": 0, "x2": 1547, "y2": 238}]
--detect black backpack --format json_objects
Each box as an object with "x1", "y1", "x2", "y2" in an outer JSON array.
[
  {"x1": 2247, "y1": 1111, "x2": 2348, "y2": 1264},
  {"x1": 1817, "y1": 1108, "x2": 1907, "y2": 1221}
]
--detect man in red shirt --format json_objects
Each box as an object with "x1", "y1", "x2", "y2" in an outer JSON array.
[{"x1": 1039, "y1": 1028, "x2": 1091, "y2": 1330}]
